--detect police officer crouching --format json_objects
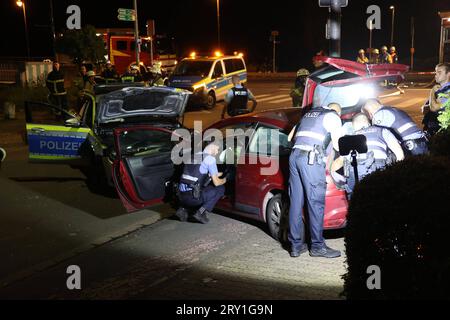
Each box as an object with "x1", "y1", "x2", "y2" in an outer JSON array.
[
  {"x1": 221, "y1": 75, "x2": 257, "y2": 119},
  {"x1": 176, "y1": 141, "x2": 227, "y2": 224},
  {"x1": 288, "y1": 103, "x2": 343, "y2": 259},
  {"x1": 362, "y1": 99, "x2": 429, "y2": 156},
  {"x1": 343, "y1": 113, "x2": 405, "y2": 197}
]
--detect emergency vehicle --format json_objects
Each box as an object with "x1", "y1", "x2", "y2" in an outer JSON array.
[
  {"x1": 167, "y1": 52, "x2": 247, "y2": 109},
  {"x1": 97, "y1": 28, "x2": 177, "y2": 75}
]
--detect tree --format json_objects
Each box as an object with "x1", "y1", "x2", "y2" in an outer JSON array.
[{"x1": 55, "y1": 25, "x2": 106, "y2": 65}]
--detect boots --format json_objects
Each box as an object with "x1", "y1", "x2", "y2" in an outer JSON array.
[
  {"x1": 192, "y1": 207, "x2": 210, "y2": 224},
  {"x1": 175, "y1": 207, "x2": 189, "y2": 222}
]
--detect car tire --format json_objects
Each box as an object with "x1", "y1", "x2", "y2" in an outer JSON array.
[
  {"x1": 266, "y1": 194, "x2": 290, "y2": 244},
  {"x1": 205, "y1": 92, "x2": 216, "y2": 110}
]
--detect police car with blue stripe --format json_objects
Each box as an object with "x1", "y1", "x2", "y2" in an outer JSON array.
[
  {"x1": 25, "y1": 83, "x2": 191, "y2": 200},
  {"x1": 167, "y1": 52, "x2": 247, "y2": 110}
]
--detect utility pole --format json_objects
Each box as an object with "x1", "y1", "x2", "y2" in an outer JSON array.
[
  {"x1": 271, "y1": 31, "x2": 279, "y2": 73},
  {"x1": 133, "y1": 0, "x2": 140, "y2": 66},
  {"x1": 49, "y1": 0, "x2": 56, "y2": 59},
  {"x1": 410, "y1": 17, "x2": 415, "y2": 71},
  {"x1": 216, "y1": 0, "x2": 221, "y2": 50},
  {"x1": 369, "y1": 20, "x2": 373, "y2": 62},
  {"x1": 329, "y1": 0, "x2": 342, "y2": 57}
]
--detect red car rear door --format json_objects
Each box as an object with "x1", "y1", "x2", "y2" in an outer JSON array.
[{"x1": 111, "y1": 126, "x2": 177, "y2": 213}]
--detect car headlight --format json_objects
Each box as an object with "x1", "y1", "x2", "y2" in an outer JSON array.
[{"x1": 192, "y1": 84, "x2": 206, "y2": 94}]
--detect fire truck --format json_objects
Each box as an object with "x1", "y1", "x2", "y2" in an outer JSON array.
[{"x1": 97, "y1": 28, "x2": 177, "y2": 75}]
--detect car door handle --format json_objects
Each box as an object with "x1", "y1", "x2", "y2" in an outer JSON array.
[{"x1": 31, "y1": 127, "x2": 45, "y2": 134}]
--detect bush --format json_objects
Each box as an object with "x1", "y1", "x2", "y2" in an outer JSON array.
[
  {"x1": 429, "y1": 129, "x2": 450, "y2": 157},
  {"x1": 343, "y1": 156, "x2": 450, "y2": 300}
]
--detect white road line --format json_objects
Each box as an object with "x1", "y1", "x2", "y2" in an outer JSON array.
[
  {"x1": 269, "y1": 97, "x2": 293, "y2": 104},
  {"x1": 254, "y1": 94, "x2": 271, "y2": 99},
  {"x1": 258, "y1": 94, "x2": 289, "y2": 103}
]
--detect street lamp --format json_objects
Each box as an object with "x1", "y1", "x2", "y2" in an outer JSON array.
[
  {"x1": 216, "y1": 0, "x2": 221, "y2": 50},
  {"x1": 390, "y1": 5, "x2": 395, "y2": 47},
  {"x1": 16, "y1": 0, "x2": 30, "y2": 59}
]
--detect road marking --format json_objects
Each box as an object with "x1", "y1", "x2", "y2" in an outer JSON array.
[
  {"x1": 269, "y1": 97, "x2": 293, "y2": 104},
  {"x1": 258, "y1": 94, "x2": 289, "y2": 103},
  {"x1": 379, "y1": 96, "x2": 403, "y2": 104},
  {"x1": 254, "y1": 94, "x2": 271, "y2": 99}
]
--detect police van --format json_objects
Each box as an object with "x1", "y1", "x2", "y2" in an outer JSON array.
[{"x1": 167, "y1": 52, "x2": 247, "y2": 109}]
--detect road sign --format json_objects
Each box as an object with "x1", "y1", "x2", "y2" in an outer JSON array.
[
  {"x1": 319, "y1": 0, "x2": 348, "y2": 7},
  {"x1": 117, "y1": 8, "x2": 136, "y2": 21}
]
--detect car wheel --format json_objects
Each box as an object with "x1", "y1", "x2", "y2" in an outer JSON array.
[
  {"x1": 205, "y1": 92, "x2": 216, "y2": 110},
  {"x1": 266, "y1": 194, "x2": 290, "y2": 243}
]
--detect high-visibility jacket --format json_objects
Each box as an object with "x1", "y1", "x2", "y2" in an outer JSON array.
[{"x1": 46, "y1": 71, "x2": 66, "y2": 96}]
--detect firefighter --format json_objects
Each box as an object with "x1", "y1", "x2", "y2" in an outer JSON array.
[
  {"x1": 149, "y1": 62, "x2": 165, "y2": 86},
  {"x1": 121, "y1": 66, "x2": 136, "y2": 83},
  {"x1": 380, "y1": 46, "x2": 393, "y2": 64},
  {"x1": 102, "y1": 62, "x2": 119, "y2": 84},
  {"x1": 46, "y1": 61, "x2": 68, "y2": 111},
  {"x1": 356, "y1": 49, "x2": 369, "y2": 64},
  {"x1": 83, "y1": 71, "x2": 96, "y2": 95},
  {"x1": 343, "y1": 113, "x2": 405, "y2": 197},
  {"x1": 288, "y1": 103, "x2": 343, "y2": 259},
  {"x1": 176, "y1": 141, "x2": 227, "y2": 224},
  {"x1": 221, "y1": 75, "x2": 257, "y2": 119},
  {"x1": 422, "y1": 63, "x2": 450, "y2": 136},
  {"x1": 390, "y1": 46, "x2": 399, "y2": 64},
  {"x1": 363, "y1": 99, "x2": 429, "y2": 156},
  {"x1": 370, "y1": 49, "x2": 380, "y2": 64},
  {"x1": 290, "y1": 69, "x2": 310, "y2": 108}
]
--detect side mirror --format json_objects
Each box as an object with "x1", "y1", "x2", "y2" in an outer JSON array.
[{"x1": 65, "y1": 118, "x2": 81, "y2": 128}]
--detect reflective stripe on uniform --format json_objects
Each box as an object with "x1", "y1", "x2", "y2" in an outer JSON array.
[
  {"x1": 181, "y1": 174, "x2": 199, "y2": 183},
  {"x1": 367, "y1": 141, "x2": 388, "y2": 150},
  {"x1": 398, "y1": 122, "x2": 416, "y2": 134},
  {"x1": 296, "y1": 131, "x2": 326, "y2": 142}
]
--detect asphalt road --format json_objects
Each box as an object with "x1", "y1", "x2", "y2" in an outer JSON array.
[{"x1": 0, "y1": 79, "x2": 430, "y2": 300}]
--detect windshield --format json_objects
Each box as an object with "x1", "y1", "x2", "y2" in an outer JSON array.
[{"x1": 172, "y1": 60, "x2": 213, "y2": 78}]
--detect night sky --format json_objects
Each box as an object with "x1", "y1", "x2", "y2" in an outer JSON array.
[{"x1": 1, "y1": 0, "x2": 448, "y2": 71}]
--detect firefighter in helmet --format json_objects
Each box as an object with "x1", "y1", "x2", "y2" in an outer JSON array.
[{"x1": 290, "y1": 69, "x2": 310, "y2": 108}]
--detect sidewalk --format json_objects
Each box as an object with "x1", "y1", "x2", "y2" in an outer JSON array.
[{"x1": 0, "y1": 168, "x2": 174, "y2": 288}]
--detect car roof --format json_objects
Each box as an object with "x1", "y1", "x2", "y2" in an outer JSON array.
[
  {"x1": 208, "y1": 108, "x2": 302, "y2": 132},
  {"x1": 182, "y1": 56, "x2": 243, "y2": 62}
]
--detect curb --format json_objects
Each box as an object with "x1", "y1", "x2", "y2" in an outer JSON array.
[{"x1": 0, "y1": 210, "x2": 174, "y2": 289}]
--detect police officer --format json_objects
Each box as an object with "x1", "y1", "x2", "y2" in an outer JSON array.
[
  {"x1": 290, "y1": 69, "x2": 309, "y2": 108},
  {"x1": 288, "y1": 103, "x2": 343, "y2": 259},
  {"x1": 46, "y1": 61, "x2": 68, "y2": 111},
  {"x1": 344, "y1": 113, "x2": 405, "y2": 196},
  {"x1": 221, "y1": 75, "x2": 257, "y2": 119},
  {"x1": 380, "y1": 46, "x2": 393, "y2": 64},
  {"x1": 363, "y1": 99, "x2": 429, "y2": 156},
  {"x1": 422, "y1": 63, "x2": 450, "y2": 136},
  {"x1": 176, "y1": 141, "x2": 227, "y2": 224}
]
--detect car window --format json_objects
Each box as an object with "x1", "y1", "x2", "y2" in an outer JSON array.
[
  {"x1": 116, "y1": 41, "x2": 127, "y2": 51},
  {"x1": 212, "y1": 62, "x2": 224, "y2": 78},
  {"x1": 223, "y1": 59, "x2": 234, "y2": 74},
  {"x1": 249, "y1": 125, "x2": 291, "y2": 157},
  {"x1": 233, "y1": 59, "x2": 245, "y2": 72},
  {"x1": 172, "y1": 60, "x2": 213, "y2": 78},
  {"x1": 118, "y1": 129, "x2": 174, "y2": 157},
  {"x1": 25, "y1": 102, "x2": 75, "y2": 126}
]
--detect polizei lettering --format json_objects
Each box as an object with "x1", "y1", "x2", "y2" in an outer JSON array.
[
  {"x1": 40, "y1": 140, "x2": 82, "y2": 152},
  {"x1": 176, "y1": 304, "x2": 210, "y2": 318}
]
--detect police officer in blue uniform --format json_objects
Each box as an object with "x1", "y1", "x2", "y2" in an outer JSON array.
[
  {"x1": 363, "y1": 99, "x2": 429, "y2": 156},
  {"x1": 343, "y1": 113, "x2": 405, "y2": 196},
  {"x1": 176, "y1": 141, "x2": 227, "y2": 224},
  {"x1": 222, "y1": 75, "x2": 257, "y2": 119},
  {"x1": 288, "y1": 103, "x2": 343, "y2": 259}
]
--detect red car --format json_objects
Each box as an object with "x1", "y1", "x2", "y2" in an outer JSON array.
[{"x1": 111, "y1": 57, "x2": 408, "y2": 241}]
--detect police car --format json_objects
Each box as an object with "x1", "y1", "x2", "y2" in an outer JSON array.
[
  {"x1": 167, "y1": 52, "x2": 247, "y2": 109},
  {"x1": 25, "y1": 84, "x2": 191, "y2": 192}
]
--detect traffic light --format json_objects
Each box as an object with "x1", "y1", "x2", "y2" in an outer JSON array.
[{"x1": 318, "y1": 0, "x2": 348, "y2": 7}]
